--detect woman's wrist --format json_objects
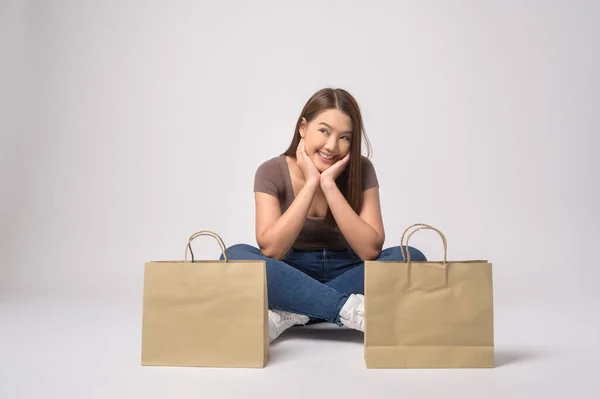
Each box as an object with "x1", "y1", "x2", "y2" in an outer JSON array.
[
  {"x1": 320, "y1": 177, "x2": 337, "y2": 192},
  {"x1": 305, "y1": 177, "x2": 320, "y2": 189}
]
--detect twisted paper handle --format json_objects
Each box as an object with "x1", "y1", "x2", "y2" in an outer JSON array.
[
  {"x1": 184, "y1": 230, "x2": 228, "y2": 262},
  {"x1": 400, "y1": 223, "x2": 447, "y2": 265}
]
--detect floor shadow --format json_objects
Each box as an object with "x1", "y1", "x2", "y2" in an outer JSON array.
[
  {"x1": 494, "y1": 347, "x2": 548, "y2": 367},
  {"x1": 275, "y1": 324, "x2": 364, "y2": 344}
]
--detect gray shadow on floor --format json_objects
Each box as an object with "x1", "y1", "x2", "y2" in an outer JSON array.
[
  {"x1": 494, "y1": 347, "x2": 549, "y2": 367},
  {"x1": 277, "y1": 323, "x2": 364, "y2": 344}
]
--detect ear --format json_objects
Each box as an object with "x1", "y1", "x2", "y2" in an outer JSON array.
[{"x1": 299, "y1": 117, "x2": 307, "y2": 138}]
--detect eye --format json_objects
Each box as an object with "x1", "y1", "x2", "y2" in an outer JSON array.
[
  {"x1": 319, "y1": 129, "x2": 329, "y2": 135},
  {"x1": 341, "y1": 136, "x2": 351, "y2": 141}
]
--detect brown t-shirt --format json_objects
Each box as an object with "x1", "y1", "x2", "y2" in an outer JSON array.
[{"x1": 253, "y1": 154, "x2": 379, "y2": 251}]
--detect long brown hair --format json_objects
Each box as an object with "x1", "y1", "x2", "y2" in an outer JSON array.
[{"x1": 282, "y1": 88, "x2": 373, "y2": 231}]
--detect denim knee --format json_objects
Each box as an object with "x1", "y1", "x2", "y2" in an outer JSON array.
[
  {"x1": 408, "y1": 246, "x2": 427, "y2": 261},
  {"x1": 381, "y1": 245, "x2": 427, "y2": 262},
  {"x1": 219, "y1": 243, "x2": 256, "y2": 260}
]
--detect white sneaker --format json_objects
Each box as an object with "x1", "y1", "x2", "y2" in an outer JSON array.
[
  {"x1": 339, "y1": 294, "x2": 365, "y2": 332},
  {"x1": 268, "y1": 309, "x2": 310, "y2": 342}
]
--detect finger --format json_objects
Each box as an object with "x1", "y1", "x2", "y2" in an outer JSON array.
[{"x1": 296, "y1": 147, "x2": 302, "y2": 163}]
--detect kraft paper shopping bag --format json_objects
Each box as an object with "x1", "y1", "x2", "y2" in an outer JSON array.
[
  {"x1": 365, "y1": 223, "x2": 494, "y2": 368},
  {"x1": 141, "y1": 230, "x2": 269, "y2": 368}
]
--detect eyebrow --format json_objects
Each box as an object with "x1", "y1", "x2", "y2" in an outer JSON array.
[{"x1": 318, "y1": 122, "x2": 353, "y2": 135}]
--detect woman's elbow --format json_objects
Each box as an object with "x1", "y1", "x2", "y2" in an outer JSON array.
[
  {"x1": 361, "y1": 248, "x2": 381, "y2": 262},
  {"x1": 258, "y1": 245, "x2": 284, "y2": 260}
]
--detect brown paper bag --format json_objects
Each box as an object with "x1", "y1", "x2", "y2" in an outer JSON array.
[
  {"x1": 364, "y1": 223, "x2": 494, "y2": 368},
  {"x1": 141, "y1": 230, "x2": 269, "y2": 368}
]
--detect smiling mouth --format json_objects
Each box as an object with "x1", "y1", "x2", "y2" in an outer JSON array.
[{"x1": 318, "y1": 151, "x2": 336, "y2": 162}]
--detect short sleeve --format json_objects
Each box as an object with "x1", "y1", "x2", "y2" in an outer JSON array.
[
  {"x1": 361, "y1": 156, "x2": 379, "y2": 191},
  {"x1": 254, "y1": 158, "x2": 283, "y2": 199}
]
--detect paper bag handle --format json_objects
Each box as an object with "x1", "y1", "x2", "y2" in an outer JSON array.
[
  {"x1": 399, "y1": 223, "x2": 433, "y2": 260},
  {"x1": 184, "y1": 230, "x2": 228, "y2": 262},
  {"x1": 400, "y1": 223, "x2": 448, "y2": 265}
]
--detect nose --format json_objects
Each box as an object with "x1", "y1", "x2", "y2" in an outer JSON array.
[{"x1": 323, "y1": 136, "x2": 338, "y2": 153}]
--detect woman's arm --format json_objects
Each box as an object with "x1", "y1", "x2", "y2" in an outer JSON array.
[
  {"x1": 321, "y1": 181, "x2": 385, "y2": 261},
  {"x1": 255, "y1": 178, "x2": 319, "y2": 260}
]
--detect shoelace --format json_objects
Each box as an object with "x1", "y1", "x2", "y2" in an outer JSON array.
[
  {"x1": 281, "y1": 314, "x2": 298, "y2": 324},
  {"x1": 354, "y1": 304, "x2": 365, "y2": 328},
  {"x1": 271, "y1": 311, "x2": 296, "y2": 326},
  {"x1": 269, "y1": 311, "x2": 281, "y2": 324},
  {"x1": 356, "y1": 302, "x2": 365, "y2": 316}
]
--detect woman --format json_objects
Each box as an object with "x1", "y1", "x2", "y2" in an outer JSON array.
[{"x1": 220, "y1": 88, "x2": 427, "y2": 342}]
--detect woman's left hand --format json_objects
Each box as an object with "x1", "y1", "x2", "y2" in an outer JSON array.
[{"x1": 320, "y1": 152, "x2": 350, "y2": 189}]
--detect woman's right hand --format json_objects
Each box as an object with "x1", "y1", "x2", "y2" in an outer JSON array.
[{"x1": 296, "y1": 138, "x2": 320, "y2": 184}]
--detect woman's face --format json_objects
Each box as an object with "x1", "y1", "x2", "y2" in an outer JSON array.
[{"x1": 299, "y1": 109, "x2": 353, "y2": 172}]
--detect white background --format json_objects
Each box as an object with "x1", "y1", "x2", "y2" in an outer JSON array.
[{"x1": 1, "y1": 0, "x2": 599, "y2": 398}]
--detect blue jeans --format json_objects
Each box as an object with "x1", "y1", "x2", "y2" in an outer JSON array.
[{"x1": 220, "y1": 244, "x2": 427, "y2": 326}]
